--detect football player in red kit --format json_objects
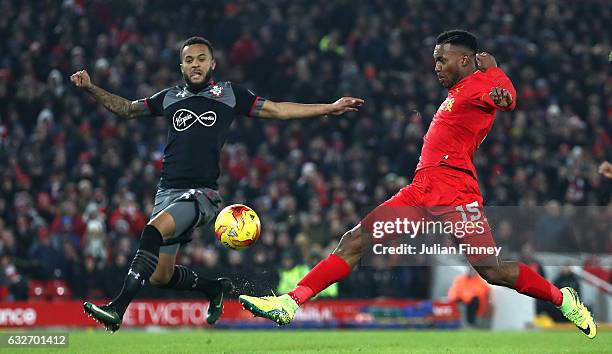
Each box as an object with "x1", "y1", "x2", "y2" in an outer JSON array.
[{"x1": 239, "y1": 30, "x2": 596, "y2": 339}]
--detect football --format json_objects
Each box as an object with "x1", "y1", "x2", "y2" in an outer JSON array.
[{"x1": 214, "y1": 204, "x2": 261, "y2": 250}]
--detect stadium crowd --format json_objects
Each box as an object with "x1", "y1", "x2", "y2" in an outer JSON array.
[{"x1": 0, "y1": 0, "x2": 610, "y2": 302}]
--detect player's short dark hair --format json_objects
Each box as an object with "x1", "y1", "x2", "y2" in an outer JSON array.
[
  {"x1": 180, "y1": 36, "x2": 215, "y2": 60},
  {"x1": 436, "y1": 30, "x2": 478, "y2": 53}
]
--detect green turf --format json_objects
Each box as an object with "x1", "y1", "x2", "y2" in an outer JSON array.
[{"x1": 1, "y1": 329, "x2": 609, "y2": 354}]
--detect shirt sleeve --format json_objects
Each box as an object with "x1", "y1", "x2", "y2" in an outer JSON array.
[
  {"x1": 477, "y1": 67, "x2": 517, "y2": 111},
  {"x1": 231, "y1": 83, "x2": 266, "y2": 117},
  {"x1": 136, "y1": 88, "x2": 169, "y2": 117}
]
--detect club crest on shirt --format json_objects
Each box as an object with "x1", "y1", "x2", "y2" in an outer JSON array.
[
  {"x1": 210, "y1": 85, "x2": 223, "y2": 97},
  {"x1": 439, "y1": 97, "x2": 455, "y2": 113}
]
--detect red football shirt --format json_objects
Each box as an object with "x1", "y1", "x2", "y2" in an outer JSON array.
[{"x1": 416, "y1": 67, "x2": 516, "y2": 179}]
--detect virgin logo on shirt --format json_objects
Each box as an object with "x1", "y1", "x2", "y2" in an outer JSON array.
[{"x1": 172, "y1": 109, "x2": 217, "y2": 131}]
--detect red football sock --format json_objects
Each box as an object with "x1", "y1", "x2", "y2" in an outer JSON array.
[
  {"x1": 513, "y1": 263, "x2": 563, "y2": 306},
  {"x1": 288, "y1": 254, "x2": 352, "y2": 305}
]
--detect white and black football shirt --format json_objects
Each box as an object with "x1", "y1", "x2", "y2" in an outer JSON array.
[{"x1": 138, "y1": 81, "x2": 266, "y2": 189}]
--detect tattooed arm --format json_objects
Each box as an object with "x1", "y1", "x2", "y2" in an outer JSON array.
[{"x1": 70, "y1": 70, "x2": 149, "y2": 119}]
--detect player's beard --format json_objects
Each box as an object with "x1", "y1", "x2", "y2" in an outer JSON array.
[
  {"x1": 183, "y1": 68, "x2": 213, "y2": 92},
  {"x1": 440, "y1": 76, "x2": 457, "y2": 88}
]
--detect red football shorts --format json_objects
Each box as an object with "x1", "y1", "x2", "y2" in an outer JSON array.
[{"x1": 361, "y1": 166, "x2": 496, "y2": 263}]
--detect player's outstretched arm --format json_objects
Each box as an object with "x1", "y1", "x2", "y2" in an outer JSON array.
[
  {"x1": 70, "y1": 70, "x2": 148, "y2": 120},
  {"x1": 257, "y1": 97, "x2": 364, "y2": 120}
]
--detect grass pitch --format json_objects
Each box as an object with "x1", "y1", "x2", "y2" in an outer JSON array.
[{"x1": 2, "y1": 329, "x2": 610, "y2": 353}]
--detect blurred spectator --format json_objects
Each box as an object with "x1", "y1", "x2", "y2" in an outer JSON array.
[
  {"x1": 74, "y1": 256, "x2": 105, "y2": 300},
  {"x1": 448, "y1": 268, "x2": 491, "y2": 326},
  {"x1": 28, "y1": 228, "x2": 63, "y2": 280},
  {"x1": 82, "y1": 219, "x2": 108, "y2": 262},
  {"x1": 553, "y1": 266, "x2": 581, "y2": 296},
  {"x1": 60, "y1": 239, "x2": 82, "y2": 287},
  {"x1": 533, "y1": 201, "x2": 576, "y2": 252},
  {"x1": 104, "y1": 253, "x2": 129, "y2": 299},
  {"x1": 108, "y1": 197, "x2": 145, "y2": 239},
  {"x1": 1, "y1": 255, "x2": 28, "y2": 301}
]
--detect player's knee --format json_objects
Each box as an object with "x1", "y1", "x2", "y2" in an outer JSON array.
[
  {"x1": 336, "y1": 226, "x2": 363, "y2": 258},
  {"x1": 149, "y1": 211, "x2": 177, "y2": 240},
  {"x1": 151, "y1": 201, "x2": 199, "y2": 241},
  {"x1": 149, "y1": 269, "x2": 173, "y2": 287},
  {"x1": 474, "y1": 266, "x2": 509, "y2": 286}
]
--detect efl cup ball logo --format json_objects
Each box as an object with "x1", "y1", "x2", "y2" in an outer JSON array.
[{"x1": 214, "y1": 204, "x2": 261, "y2": 250}]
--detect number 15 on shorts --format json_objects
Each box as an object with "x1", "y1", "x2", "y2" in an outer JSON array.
[{"x1": 455, "y1": 201, "x2": 482, "y2": 222}]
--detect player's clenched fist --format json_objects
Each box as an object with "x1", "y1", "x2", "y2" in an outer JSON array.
[
  {"x1": 70, "y1": 70, "x2": 92, "y2": 89},
  {"x1": 599, "y1": 161, "x2": 612, "y2": 179},
  {"x1": 476, "y1": 52, "x2": 497, "y2": 71},
  {"x1": 489, "y1": 86, "x2": 513, "y2": 108}
]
